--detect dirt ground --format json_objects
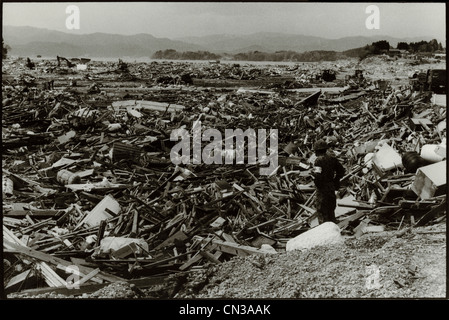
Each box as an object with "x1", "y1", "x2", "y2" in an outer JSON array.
[{"x1": 173, "y1": 222, "x2": 447, "y2": 299}]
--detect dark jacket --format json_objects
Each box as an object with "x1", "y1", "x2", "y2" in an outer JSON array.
[{"x1": 313, "y1": 153, "x2": 345, "y2": 190}]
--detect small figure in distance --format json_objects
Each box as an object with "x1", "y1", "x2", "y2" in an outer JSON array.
[{"x1": 311, "y1": 139, "x2": 345, "y2": 225}]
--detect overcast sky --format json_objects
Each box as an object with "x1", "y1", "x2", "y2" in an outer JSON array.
[{"x1": 2, "y1": 2, "x2": 446, "y2": 40}]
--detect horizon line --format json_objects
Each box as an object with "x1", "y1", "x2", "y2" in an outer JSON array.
[{"x1": 2, "y1": 24, "x2": 442, "y2": 42}]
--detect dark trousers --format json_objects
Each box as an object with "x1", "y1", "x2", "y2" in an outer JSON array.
[{"x1": 315, "y1": 184, "x2": 337, "y2": 224}]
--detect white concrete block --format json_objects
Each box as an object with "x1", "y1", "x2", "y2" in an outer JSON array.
[{"x1": 286, "y1": 222, "x2": 343, "y2": 252}]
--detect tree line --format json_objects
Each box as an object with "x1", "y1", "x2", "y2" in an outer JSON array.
[
  {"x1": 152, "y1": 49, "x2": 344, "y2": 62},
  {"x1": 232, "y1": 50, "x2": 343, "y2": 62},
  {"x1": 396, "y1": 39, "x2": 443, "y2": 52},
  {"x1": 343, "y1": 40, "x2": 391, "y2": 60},
  {"x1": 2, "y1": 38, "x2": 9, "y2": 59},
  {"x1": 344, "y1": 39, "x2": 444, "y2": 61},
  {"x1": 152, "y1": 49, "x2": 221, "y2": 60},
  {"x1": 153, "y1": 39, "x2": 444, "y2": 63}
]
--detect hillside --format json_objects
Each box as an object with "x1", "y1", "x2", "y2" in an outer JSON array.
[
  {"x1": 2, "y1": 26, "x2": 206, "y2": 58},
  {"x1": 3, "y1": 26, "x2": 443, "y2": 58},
  {"x1": 176, "y1": 32, "x2": 440, "y2": 53}
]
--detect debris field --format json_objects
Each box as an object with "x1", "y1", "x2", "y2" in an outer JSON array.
[{"x1": 2, "y1": 56, "x2": 446, "y2": 298}]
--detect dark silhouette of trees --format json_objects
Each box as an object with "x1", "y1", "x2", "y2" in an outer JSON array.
[
  {"x1": 2, "y1": 38, "x2": 9, "y2": 59},
  {"x1": 152, "y1": 39, "x2": 444, "y2": 63},
  {"x1": 231, "y1": 50, "x2": 340, "y2": 62},
  {"x1": 152, "y1": 49, "x2": 221, "y2": 60},
  {"x1": 397, "y1": 42, "x2": 409, "y2": 50},
  {"x1": 397, "y1": 39, "x2": 443, "y2": 53},
  {"x1": 152, "y1": 49, "x2": 341, "y2": 62},
  {"x1": 371, "y1": 40, "x2": 390, "y2": 54}
]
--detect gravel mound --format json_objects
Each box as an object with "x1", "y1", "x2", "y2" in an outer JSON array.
[
  {"x1": 8, "y1": 224, "x2": 445, "y2": 299},
  {"x1": 175, "y1": 224, "x2": 446, "y2": 299}
]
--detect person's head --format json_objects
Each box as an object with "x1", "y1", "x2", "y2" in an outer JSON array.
[{"x1": 314, "y1": 139, "x2": 328, "y2": 155}]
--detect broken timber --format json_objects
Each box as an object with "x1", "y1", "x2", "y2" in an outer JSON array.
[
  {"x1": 4, "y1": 238, "x2": 124, "y2": 284},
  {"x1": 11, "y1": 275, "x2": 169, "y2": 297},
  {"x1": 192, "y1": 235, "x2": 275, "y2": 257},
  {"x1": 111, "y1": 100, "x2": 185, "y2": 113},
  {"x1": 296, "y1": 90, "x2": 321, "y2": 107}
]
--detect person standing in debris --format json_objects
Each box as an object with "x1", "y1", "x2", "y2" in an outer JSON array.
[
  {"x1": 312, "y1": 139, "x2": 345, "y2": 224},
  {"x1": 26, "y1": 57, "x2": 35, "y2": 69}
]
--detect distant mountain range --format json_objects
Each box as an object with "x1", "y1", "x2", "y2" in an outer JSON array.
[
  {"x1": 176, "y1": 32, "x2": 440, "y2": 53},
  {"x1": 2, "y1": 26, "x2": 443, "y2": 58},
  {"x1": 3, "y1": 26, "x2": 206, "y2": 58}
]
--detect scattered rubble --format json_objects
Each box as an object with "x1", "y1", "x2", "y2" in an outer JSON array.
[{"x1": 2, "y1": 56, "x2": 446, "y2": 298}]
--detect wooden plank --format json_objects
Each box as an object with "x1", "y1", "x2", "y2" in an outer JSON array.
[
  {"x1": 6, "y1": 269, "x2": 32, "y2": 289},
  {"x1": 75, "y1": 169, "x2": 95, "y2": 178},
  {"x1": 337, "y1": 210, "x2": 368, "y2": 230},
  {"x1": 414, "y1": 230, "x2": 446, "y2": 234},
  {"x1": 14, "y1": 276, "x2": 168, "y2": 297},
  {"x1": 415, "y1": 201, "x2": 447, "y2": 227},
  {"x1": 130, "y1": 209, "x2": 139, "y2": 237},
  {"x1": 179, "y1": 253, "x2": 203, "y2": 271},
  {"x1": 111, "y1": 242, "x2": 138, "y2": 259},
  {"x1": 251, "y1": 234, "x2": 277, "y2": 248},
  {"x1": 3, "y1": 216, "x2": 25, "y2": 228},
  {"x1": 294, "y1": 190, "x2": 316, "y2": 219},
  {"x1": 221, "y1": 232, "x2": 237, "y2": 243},
  {"x1": 77, "y1": 194, "x2": 120, "y2": 228},
  {"x1": 70, "y1": 257, "x2": 99, "y2": 268},
  {"x1": 95, "y1": 220, "x2": 108, "y2": 247},
  {"x1": 297, "y1": 90, "x2": 321, "y2": 107},
  {"x1": 298, "y1": 204, "x2": 315, "y2": 214},
  {"x1": 25, "y1": 215, "x2": 35, "y2": 225},
  {"x1": 111, "y1": 100, "x2": 185, "y2": 112},
  {"x1": 4, "y1": 209, "x2": 63, "y2": 217},
  {"x1": 38, "y1": 262, "x2": 67, "y2": 287},
  {"x1": 326, "y1": 91, "x2": 366, "y2": 103},
  {"x1": 78, "y1": 268, "x2": 101, "y2": 286},
  {"x1": 21, "y1": 218, "x2": 54, "y2": 235},
  {"x1": 233, "y1": 183, "x2": 261, "y2": 205},
  {"x1": 246, "y1": 218, "x2": 277, "y2": 231},
  {"x1": 281, "y1": 157, "x2": 310, "y2": 169},
  {"x1": 154, "y1": 230, "x2": 188, "y2": 250},
  {"x1": 3, "y1": 225, "x2": 26, "y2": 246},
  {"x1": 178, "y1": 234, "x2": 218, "y2": 270},
  {"x1": 199, "y1": 250, "x2": 221, "y2": 264},
  {"x1": 213, "y1": 251, "x2": 223, "y2": 260},
  {"x1": 41, "y1": 243, "x2": 64, "y2": 253},
  {"x1": 20, "y1": 235, "x2": 31, "y2": 247},
  {"x1": 3, "y1": 239, "x2": 124, "y2": 283},
  {"x1": 55, "y1": 264, "x2": 103, "y2": 284},
  {"x1": 193, "y1": 235, "x2": 272, "y2": 257},
  {"x1": 141, "y1": 251, "x2": 190, "y2": 269}
]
